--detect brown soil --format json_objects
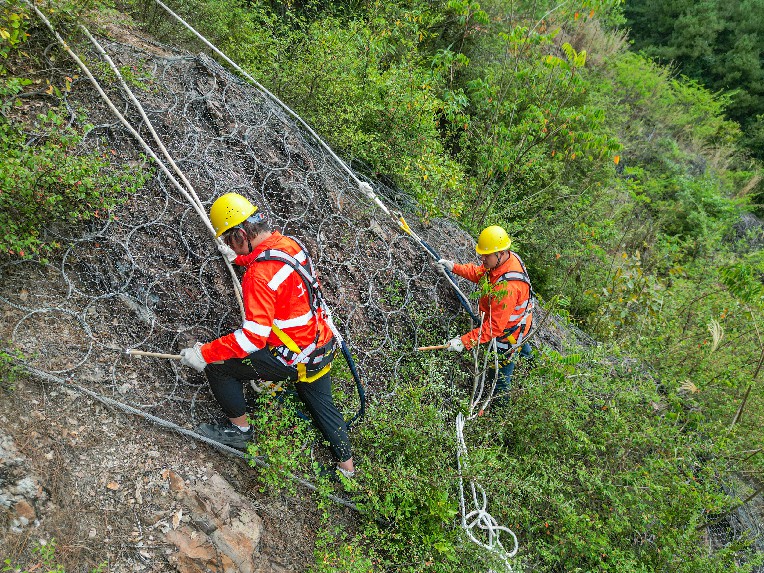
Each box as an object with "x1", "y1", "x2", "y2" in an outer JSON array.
[{"x1": 0, "y1": 374, "x2": 344, "y2": 572}]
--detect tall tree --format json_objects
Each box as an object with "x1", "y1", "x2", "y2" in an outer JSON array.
[{"x1": 625, "y1": 0, "x2": 764, "y2": 157}]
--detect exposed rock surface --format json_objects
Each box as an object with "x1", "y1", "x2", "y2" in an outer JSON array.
[
  {"x1": 164, "y1": 470, "x2": 267, "y2": 573},
  {"x1": 0, "y1": 432, "x2": 48, "y2": 533},
  {"x1": 0, "y1": 379, "x2": 321, "y2": 572}
]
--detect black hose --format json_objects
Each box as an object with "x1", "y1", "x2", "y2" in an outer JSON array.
[
  {"x1": 342, "y1": 340, "x2": 366, "y2": 429},
  {"x1": 420, "y1": 238, "x2": 480, "y2": 325}
]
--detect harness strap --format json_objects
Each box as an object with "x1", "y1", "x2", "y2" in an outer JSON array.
[
  {"x1": 495, "y1": 251, "x2": 535, "y2": 350},
  {"x1": 256, "y1": 239, "x2": 332, "y2": 383},
  {"x1": 272, "y1": 324, "x2": 332, "y2": 382}
]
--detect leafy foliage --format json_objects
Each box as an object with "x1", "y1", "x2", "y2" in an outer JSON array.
[
  {"x1": 0, "y1": 345, "x2": 23, "y2": 392},
  {"x1": 0, "y1": 2, "x2": 29, "y2": 63},
  {"x1": 25, "y1": 0, "x2": 764, "y2": 570},
  {"x1": 0, "y1": 110, "x2": 148, "y2": 258},
  {"x1": 245, "y1": 391, "x2": 324, "y2": 493},
  {"x1": 624, "y1": 0, "x2": 764, "y2": 159},
  {"x1": 481, "y1": 348, "x2": 747, "y2": 572},
  {"x1": 3, "y1": 538, "x2": 106, "y2": 573},
  {"x1": 0, "y1": 3, "x2": 150, "y2": 259}
]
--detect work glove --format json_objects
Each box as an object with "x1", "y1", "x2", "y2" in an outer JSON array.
[
  {"x1": 180, "y1": 342, "x2": 208, "y2": 372},
  {"x1": 435, "y1": 258, "x2": 455, "y2": 273},
  {"x1": 446, "y1": 337, "x2": 465, "y2": 352},
  {"x1": 358, "y1": 181, "x2": 373, "y2": 196},
  {"x1": 217, "y1": 240, "x2": 237, "y2": 263}
]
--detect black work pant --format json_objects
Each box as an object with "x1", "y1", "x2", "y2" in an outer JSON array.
[{"x1": 204, "y1": 348, "x2": 352, "y2": 462}]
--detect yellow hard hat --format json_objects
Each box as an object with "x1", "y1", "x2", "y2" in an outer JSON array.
[
  {"x1": 209, "y1": 193, "x2": 258, "y2": 237},
  {"x1": 476, "y1": 225, "x2": 511, "y2": 255}
]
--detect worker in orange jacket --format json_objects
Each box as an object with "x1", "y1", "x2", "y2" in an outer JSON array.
[
  {"x1": 180, "y1": 193, "x2": 354, "y2": 479},
  {"x1": 436, "y1": 225, "x2": 534, "y2": 402}
]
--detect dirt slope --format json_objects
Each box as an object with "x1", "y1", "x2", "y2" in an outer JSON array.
[{"x1": 0, "y1": 373, "x2": 343, "y2": 572}]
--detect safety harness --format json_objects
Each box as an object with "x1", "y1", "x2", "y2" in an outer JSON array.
[
  {"x1": 495, "y1": 251, "x2": 536, "y2": 353},
  {"x1": 255, "y1": 237, "x2": 335, "y2": 382}
]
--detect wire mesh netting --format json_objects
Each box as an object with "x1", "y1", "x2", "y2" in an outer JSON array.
[
  {"x1": 14, "y1": 8, "x2": 761, "y2": 571},
  {"x1": 711, "y1": 475, "x2": 764, "y2": 571},
  {"x1": 1, "y1": 40, "x2": 487, "y2": 426}
]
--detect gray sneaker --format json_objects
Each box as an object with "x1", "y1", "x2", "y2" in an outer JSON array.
[
  {"x1": 196, "y1": 422, "x2": 253, "y2": 449},
  {"x1": 318, "y1": 464, "x2": 356, "y2": 483}
]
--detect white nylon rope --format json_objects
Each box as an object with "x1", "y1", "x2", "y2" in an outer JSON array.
[
  {"x1": 454, "y1": 307, "x2": 517, "y2": 572},
  {"x1": 141, "y1": 3, "x2": 518, "y2": 568},
  {"x1": 24, "y1": 0, "x2": 246, "y2": 319},
  {"x1": 456, "y1": 412, "x2": 518, "y2": 570}
]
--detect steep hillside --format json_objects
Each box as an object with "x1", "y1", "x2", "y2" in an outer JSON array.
[
  {"x1": 2, "y1": 2, "x2": 763, "y2": 572},
  {"x1": 0, "y1": 9, "x2": 576, "y2": 572}
]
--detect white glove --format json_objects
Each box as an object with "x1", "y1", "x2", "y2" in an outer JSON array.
[
  {"x1": 180, "y1": 342, "x2": 208, "y2": 372},
  {"x1": 435, "y1": 258, "x2": 455, "y2": 273},
  {"x1": 358, "y1": 181, "x2": 373, "y2": 197},
  {"x1": 447, "y1": 337, "x2": 465, "y2": 352},
  {"x1": 217, "y1": 240, "x2": 237, "y2": 263}
]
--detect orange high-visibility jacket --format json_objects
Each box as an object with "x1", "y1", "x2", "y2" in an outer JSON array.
[
  {"x1": 452, "y1": 251, "x2": 533, "y2": 351},
  {"x1": 201, "y1": 232, "x2": 333, "y2": 363}
]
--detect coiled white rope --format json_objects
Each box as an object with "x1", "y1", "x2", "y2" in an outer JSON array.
[
  {"x1": 450, "y1": 308, "x2": 517, "y2": 571},
  {"x1": 456, "y1": 413, "x2": 518, "y2": 570}
]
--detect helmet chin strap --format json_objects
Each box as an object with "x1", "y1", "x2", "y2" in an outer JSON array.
[
  {"x1": 228, "y1": 228, "x2": 253, "y2": 255},
  {"x1": 490, "y1": 251, "x2": 508, "y2": 269}
]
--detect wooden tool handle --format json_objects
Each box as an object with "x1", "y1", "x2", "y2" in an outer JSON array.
[
  {"x1": 416, "y1": 344, "x2": 449, "y2": 351},
  {"x1": 126, "y1": 349, "x2": 182, "y2": 360}
]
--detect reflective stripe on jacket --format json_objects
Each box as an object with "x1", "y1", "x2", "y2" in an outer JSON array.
[
  {"x1": 201, "y1": 232, "x2": 333, "y2": 363},
  {"x1": 452, "y1": 251, "x2": 533, "y2": 351}
]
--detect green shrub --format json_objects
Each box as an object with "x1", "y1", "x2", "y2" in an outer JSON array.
[
  {"x1": 0, "y1": 2, "x2": 150, "y2": 259},
  {"x1": 0, "y1": 345, "x2": 23, "y2": 392},
  {"x1": 245, "y1": 390, "x2": 322, "y2": 493},
  {"x1": 351, "y1": 382, "x2": 463, "y2": 571},
  {"x1": 0, "y1": 110, "x2": 149, "y2": 258}
]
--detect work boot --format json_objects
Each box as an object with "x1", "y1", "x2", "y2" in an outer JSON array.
[
  {"x1": 196, "y1": 421, "x2": 254, "y2": 450},
  {"x1": 318, "y1": 463, "x2": 355, "y2": 484}
]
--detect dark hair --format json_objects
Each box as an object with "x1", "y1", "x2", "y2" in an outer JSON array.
[
  {"x1": 240, "y1": 214, "x2": 270, "y2": 237},
  {"x1": 222, "y1": 214, "x2": 270, "y2": 247}
]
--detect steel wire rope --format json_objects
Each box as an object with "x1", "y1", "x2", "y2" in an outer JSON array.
[
  {"x1": 12, "y1": 307, "x2": 94, "y2": 373},
  {"x1": 21, "y1": 365, "x2": 360, "y2": 512},
  {"x1": 25, "y1": 1, "x2": 294, "y2": 461},
  {"x1": 0, "y1": 260, "x2": 70, "y2": 312},
  {"x1": 94, "y1": 32, "x2": 366, "y2": 408}
]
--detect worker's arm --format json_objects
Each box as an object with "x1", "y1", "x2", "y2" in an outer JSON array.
[
  {"x1": 460, "y1": 281, "x2": 519, "y2": 350},
  {"x1": 452, "y1": 262, "x2": 485, "y2": 283},
  {"x1": 201, "y1": 271, "x2": 277, "y2": 362}
]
